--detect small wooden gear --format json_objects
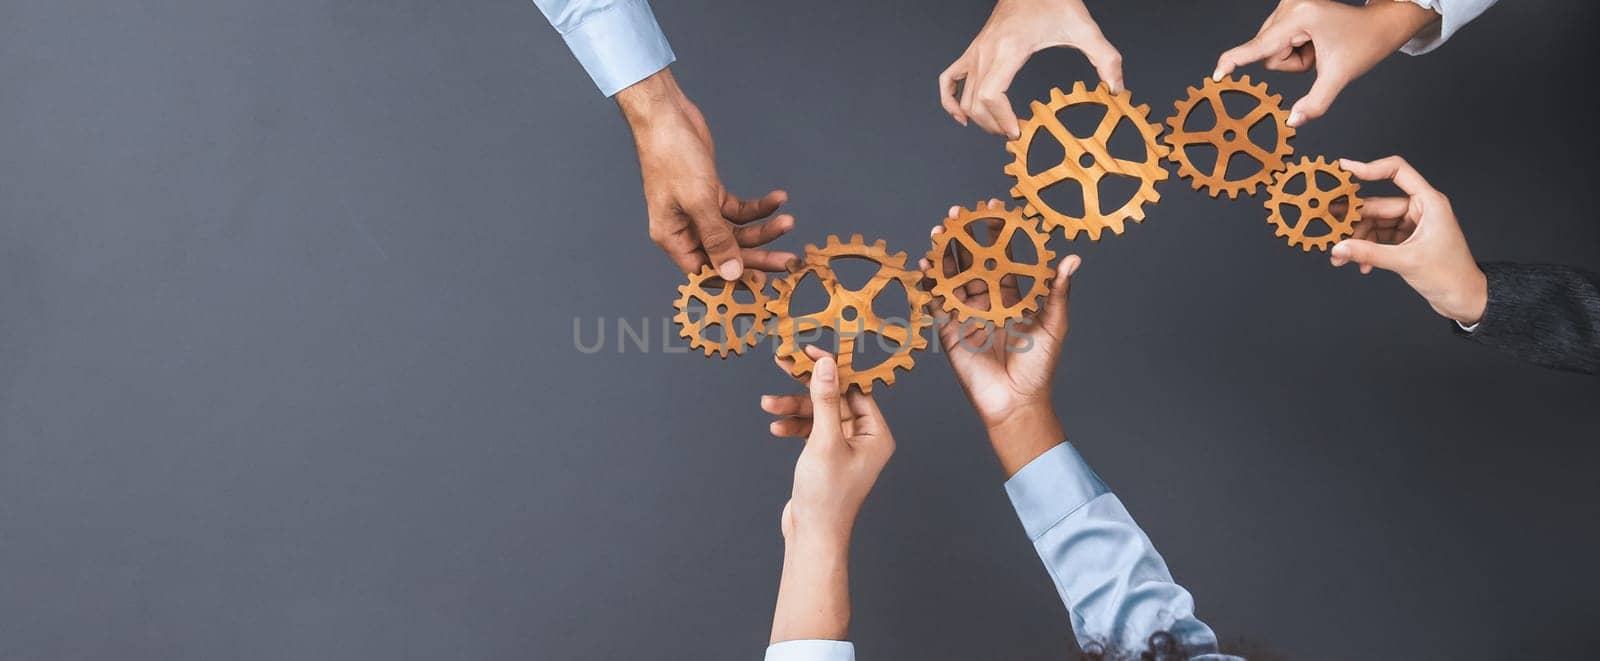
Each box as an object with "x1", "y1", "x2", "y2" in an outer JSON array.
[
  {"x1": 1264, "y1": 156, "x2": 1363, "y2": 252},
  {"x1": 766, "y1": 234, "x2": 932, "y2": 392},
  {"x1": 672, "y1": 266, "x2": 774, "y2": 358},
  {"x1": 1004, "y1": 81, "x2": 1170, "y2": 241},
  {"x1": 925, "y1": 203, "x2": 1056, "y2": 325},
  {"x1": 1163, "y1": 75, "x2": 1295, "y2": 200}
]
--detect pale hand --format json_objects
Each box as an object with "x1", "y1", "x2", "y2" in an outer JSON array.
[
  {"x1": 940, "y1": 0, "x2": 1122, "y2": 139},
  {"x1": 1330, "y1": 156, "x2": 1488, "y2": 325},
  {"x1": 1214, "y1": 0, "x2": 1438, "y2": 127}
]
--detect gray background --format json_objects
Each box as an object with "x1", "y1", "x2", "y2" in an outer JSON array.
[{"x1": 2, "y1": 1, "x2": 1598, "y2": 659}]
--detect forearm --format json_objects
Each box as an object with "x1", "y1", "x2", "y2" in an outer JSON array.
[
  {"x1": 770, "y1": 534, "x2": 852, "y2": 644},
  {"x1": 1456, "y1": 262, "x2": 1600, "y2": 375}
]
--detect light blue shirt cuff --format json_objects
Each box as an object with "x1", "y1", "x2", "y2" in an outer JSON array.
[
  {"x1": 1004, "y1": 442, "x2": 1109, "y2": 541},
  {"x1": 764, "y1": 640, "x2": 856, "y2": 661},
  {"x1": 555, "y1": 0, "x2": 676, "y2": 96}
]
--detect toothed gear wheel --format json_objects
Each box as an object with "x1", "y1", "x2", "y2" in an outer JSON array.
[
  {"x1": 1264, "y1": 156, "x2": 1363, "y2": 252},
  {"x1": 1004, "y1": 81, "x2": 1170, "y2": 241},
  {"x1": 766, "y1": 234, "x2": 932, "y2": 392},
  {"x1": 925, "y1": 203, "x2": 1056, "y2": 325},
  {"x1": 1163, "y1": 75, "x2": 1295, "y2": 200},
  {"x1": 672, "y1": 266, "x2": 773, "y2": 358}
]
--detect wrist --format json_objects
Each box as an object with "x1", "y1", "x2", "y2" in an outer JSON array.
[
  {"x1": 1368, "y1": 0, "x2": 1440, "y2": 46},
  {"x1": 1438, "y1": 266, "x2": 1489, "y2": 325},
  {"x1": 984, "y1": 403, "x2": 1065, "y2": 477},
  {"x1": 783, "y1": 506, "x2": 855, "y2": 550},
  {"x1": 614, "y1": 68, "x2": 687, "y2": 130}
]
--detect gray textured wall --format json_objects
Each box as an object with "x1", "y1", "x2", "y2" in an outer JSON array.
[{"x1": 3, "y1": 1, "x2": 1598, "y2": 659}]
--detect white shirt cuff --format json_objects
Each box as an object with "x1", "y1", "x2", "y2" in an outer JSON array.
[{"x1": 764, "y1": 640, "x2": 856, "y2": 661}]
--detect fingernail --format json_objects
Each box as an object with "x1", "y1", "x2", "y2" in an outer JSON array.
[
  {"x1": 958, "y1": 117, "x2": 968, "y2": 127},
  {"x1": 1007, "y1": 130, "x2": 1020, "y2": 140},
  {"x1": 1331, "y1": 243, "x2": 1348, "y2": 258},
  {"x1": 1287, "y1": 112, "x2": 1303, "y2": 127},
  {"x1": 814, "y1": 356, "x2": 835, "y2": 381},
  {"x1": 1066, "y1": 258, "x2": 1080, "y2": 276},
  {"x1": 760, "y1": 395, "x2": 772, "y2": 406},
  {"x1": 717, "y1": 260, "x2": 742, "y2": 280},
  {"x1": 1211, "y1": 70, "x2": 1223, "y2": 82}
]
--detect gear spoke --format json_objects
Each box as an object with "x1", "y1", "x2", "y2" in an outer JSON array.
[{"x1": 1093, "y1": 109, "x2": 1121, "y2": 143}]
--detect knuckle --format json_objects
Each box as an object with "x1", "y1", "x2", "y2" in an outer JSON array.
[{"x1": 701, "y1": 233, "x2": 734, "y2": 253}]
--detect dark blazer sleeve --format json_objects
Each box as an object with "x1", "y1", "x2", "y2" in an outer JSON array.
[{"x1": 1454, "y1": 262, "x2": 1600, "y2": 375}]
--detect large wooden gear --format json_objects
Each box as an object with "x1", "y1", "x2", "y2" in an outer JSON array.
[
  {"x1": 673, "y1": 266, "x2": 774, "y2": 358},
  {"x1": 1163, "y1": 75, "x2": 1296, "y2": 200},
  {"x1": 925, "y1": 203, "x2": 1056, "y2": 325},
  {"x1": 1004, "y1": 81, "x2": 1170, "y2": 241},
  {"x1": 766, "y1": 234, "x2": 932, "y2": 392},
  {"x1": 1264, "y1": 156, "x2": 1363, "y2": 252}
]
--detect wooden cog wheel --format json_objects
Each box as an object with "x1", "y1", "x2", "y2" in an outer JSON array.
[
  {"x1": 1164, "y1": 75, "x2": 1295, "y2": 200},
  {"x1": 766, "y1": 234, "x2": 932, "y2": 393},
  {"x1": 925, "y1": 203, "x2": 1056, "y2": 325},
  {"x1": 672, "y1": 266, "x2": 773, "y2": 358},
  {"x1": 1004, "y1": 81, "x2": 1170, "y2": 241},
  {"x1": 1264, "y1": 156, "x2": 1363, "y2": 252}
]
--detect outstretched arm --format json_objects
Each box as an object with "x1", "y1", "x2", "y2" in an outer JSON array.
[
  {"x1": 761, "y1": 347, "x2": 898, "y2": 660},
  {"x1": 533, "y1": 0, "x2": 797, "y2": 277},
  {"x1": 1329, "y1": 157, "x2": 1599, "y2": 375},
  {"x1": 918, "y1": 208, "x2": 1225, "y2": 656}
]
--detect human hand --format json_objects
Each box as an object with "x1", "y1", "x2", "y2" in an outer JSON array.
[
  {"x1": 1213, "y1": 0, "x2": 1437, "y2": 127},
  {"x1": 939, "y1": 0, "x2": 1122, "y2": 138},
  {"x1": 1329, "y1": 156, "x2": 1488, "y2": 325},
  {"x1": 918, "y1": 201, "x2": 1080, "y2": 474},
  {"x1": 760, "y1": 346, "x2": 896, "y2": 544},
  {"x1": 615, "y1": 69, "x2": 798, "y2": 278}
]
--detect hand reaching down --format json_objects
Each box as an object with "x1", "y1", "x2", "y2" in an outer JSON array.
[
  {"x1": 940, "y1": 0, "x2": 1123, "y2": 139},
  {"x1": 1329, "y1": 156, "x2": 1488, "y2": 325},
  {"x1": 1213, "y1": 0, "x2": 1438, "y2": 127},
  {"x1": 615, "y1": 69, "x2": 798, "y2": 277}
]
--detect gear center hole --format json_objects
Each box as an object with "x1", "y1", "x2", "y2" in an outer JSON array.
[
  {"x1": 715, "y1": 304, "x2": 729, "y2": 316},
  {"x1": 841, "y1": 306, "x2": 859, "y2": 322},
  {"x1": 1307, "y1": 198, "x2": 1321, "y2": 209},
  {"x1": 1077, "y1": 153, "x2": 1095, "y2": 169},
  {"x1": 983, "y1": 258, "x2": 998, "y2": 271},
  {"x1": 1223, "y1": 129, "x2": 1237, "y2": 142}
]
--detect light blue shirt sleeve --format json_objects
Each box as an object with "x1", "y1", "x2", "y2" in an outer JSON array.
[
  {"x1": 763, "y1": 640, "x2": 855, "y2": 661},
  {"x1": 531, "y1": 0, "x2": 676, "y2": 96},
  {"x1": 1005, "y1": 442, "x2": 1238, "y2": 659}
]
